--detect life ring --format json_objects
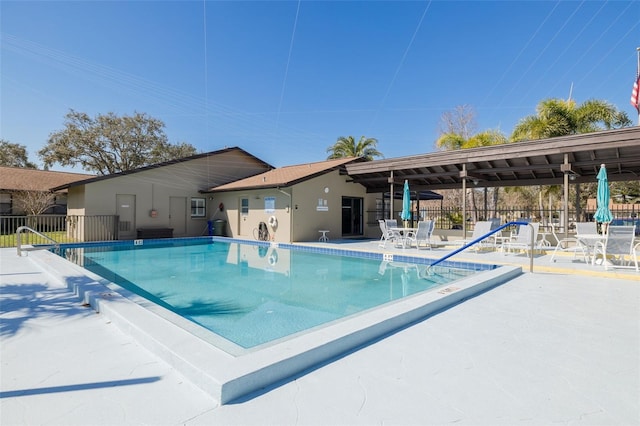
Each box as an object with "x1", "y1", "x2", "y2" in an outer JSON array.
[
  {"x1": 268, "y1": 250, "x2": 278, "y2": 266},
  {"x1": 218, "y1": 202, "x2": 224, "y2": 211},
  {"x1": 268, "y1": 215, "x2": 278, "y2": 229}
]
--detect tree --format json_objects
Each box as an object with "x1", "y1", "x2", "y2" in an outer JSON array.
[
  {"x1": 326, "y1": 136, "x2": 383, "y2": 161},
  {"x1": 511, "y1": 98, "x2": 633, "y2": 221},
  {"x1": 0, "y1": 140, "x2": 37, "y2": 168},
  {"x1": 10, "y1": 189, "x2": 57, "y2": 216},
  {"x1": 39, "y1": 110, "x2": 198, "y2": 175},
  {"x1": 436, "y1": 128, "x2": 508, "y2": 221},
  {"x1": 438, "y1": 104, "x2": 477, "y2": 140},
  {"x1": 510, "y1": 98, "x2": 631, "y2": 141},
  {"x1": 436, "y1": 128, "x2": 507, "y2": 150},
  {"x1": 611, "y1": 180, "x2": 640, "y2": 204}
]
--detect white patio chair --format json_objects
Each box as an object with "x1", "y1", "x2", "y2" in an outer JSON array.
[
  {"x1": 404, "y1": 220, "x2": 434, "y2": 250},
  {"x1": 549, "y1": 223, "x2": 588, "y2": 263},
  {"x1": 575, "y1": 221, "x2": 598, "y2": 235},
  {"x1": 592, "y1": 225, "x2": 638, "y2": 271},
  {"x1": 378, "y1": 220, "x2": 402, "y2": 248},
  {"x1": 451, "y1": 221, "x2": 495, "y2": 251},
  {"x1": 502, "y1": 222, "x2": 540, "y2": 255},
  {"x1": 385, "y1": 219, "x2": 398, "y2": 229},
  {"x1": 574, "y1": 221, "x2": 601, "y2": 262}
]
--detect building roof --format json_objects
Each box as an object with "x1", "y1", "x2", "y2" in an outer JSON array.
[
  {"x1": 50, "y1": 147, "x2": 273, "y2": 191},
  {"x1": 0, "y1": 167, "x2": 94, "y2": 192},
  {"x1": 345, "y1": 127, "x2": 640, "y2": 192},
  {"x1": 205, "y1": 157, "x2": 364, "y2": 192}
]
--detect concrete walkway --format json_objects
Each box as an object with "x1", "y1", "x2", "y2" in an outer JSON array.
[{"x1": 1, "y1": 243, "x2": 638, "y2": 425}]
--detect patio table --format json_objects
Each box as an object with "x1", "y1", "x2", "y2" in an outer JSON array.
[
  {"x1": 390, "y1": 227, "x2": 417, "y2": 248},
  {"x1": 576, "y1": 233, "x2": 606, "y2": 264}
]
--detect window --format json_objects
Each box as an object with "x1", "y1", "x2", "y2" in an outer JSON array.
[
  {"x1": 241, "y1": 198, "x2": 249, "y2": 216},
  {"x1": 0, "y1": 193, "x2": 11, "y2": 215},
  {"x1": 191, "y1": 198, "x2": 206, "y2": 218}
]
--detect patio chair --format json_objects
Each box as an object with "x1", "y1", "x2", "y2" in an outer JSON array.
[
  {"x1": 378, "y1": 220, "x2": 402, "y2": 248},
  {"x1": 385, "y1": 219, "x2": 398, "y2": 229},
  {"x1": 549, "y1": 223, "x2": 588, "y2": 263},
  {"x1": 451, "y1": 221, "x2": 495, "y2": 251},
  {"x1": 502, "y1": 222, "x2": 541, "y2": 255},
  {"x1": 575, "y1": 221, "x2": 598, "y2": 235},
  {"x1": 404, "y1": 220, "x2": 434, "y2": 250},
  {"x1": 574, "y1": 221, "x2": 601, "y2": 262},
  {"x1": 592, "y1": 225, "x2": 638, "y2": 271}
]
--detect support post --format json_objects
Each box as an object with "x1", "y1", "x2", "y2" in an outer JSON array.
[
  {"x1": 461, "y1": 164, "x2": 467, "y2": 240},
  {"x1": 388, "y1": 171, "x2": 394, "y2": 220},
  {"x1": 563, "y1": 154, "x2": 570, "y2": 240}
]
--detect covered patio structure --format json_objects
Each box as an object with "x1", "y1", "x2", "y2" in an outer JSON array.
[{"x1": 346, "y1": 127, "x2": 640, "y2": 239}]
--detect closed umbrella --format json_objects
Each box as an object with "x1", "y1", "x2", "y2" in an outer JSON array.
[
  {"x1": 401, "y1": 180, "x2": 412, "y2": 227},
  {"x1": 593, "y1": 164, "x2": 613, "y2": 230}
]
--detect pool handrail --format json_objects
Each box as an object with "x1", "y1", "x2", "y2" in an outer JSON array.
[
  {"x1": 428, "y1": 221, "x2": 535, "y2": 273},
  {"x1": 16, "y1": 226, "x2": 60, "y2": 257}
]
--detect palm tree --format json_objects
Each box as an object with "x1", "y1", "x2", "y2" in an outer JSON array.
[
  {"x1": 510, "y1": 98, "x2": 631, "y2": 141},
  {"x1": 511, "y1": 98, "x2": 632, "y2": 224},
  {"x1": 436, "y1": 129, "x2": 509, "y2": 221},
  {"x1": 326, "y1": 136, "x2": 383, "y2": 161}
]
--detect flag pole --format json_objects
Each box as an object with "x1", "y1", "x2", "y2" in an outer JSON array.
[{"x1": 637, "y1": 47, "x2": 640, "y2": 126}]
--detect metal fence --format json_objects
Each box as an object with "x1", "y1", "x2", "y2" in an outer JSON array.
[
  {"x1": 370, "y1": 205, "x2": 640, "y2": 232},
  {"x1": 0, "y1": 215, "x2": 119, "y2": 247}
]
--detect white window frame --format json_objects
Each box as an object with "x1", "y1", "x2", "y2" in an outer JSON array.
[
  {"x1": 240, "y1": 198, "x2": 249, "y2": 216},
  {"x1": 190, "y1": 197, "x2": 206, "y2": 218}
]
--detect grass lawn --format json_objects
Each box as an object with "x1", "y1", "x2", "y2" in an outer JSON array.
[{"x1": 0, "y1": 231, "x2": 77, "y2": 248}]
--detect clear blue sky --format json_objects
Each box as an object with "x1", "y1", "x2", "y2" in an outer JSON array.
[{"x1": 1, "y1": 1, "x2": 639, "y2": 172}]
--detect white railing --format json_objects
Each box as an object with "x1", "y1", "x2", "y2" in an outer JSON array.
[{"x1": 16, "y1": 226, "x2": 60, "y2": 257}]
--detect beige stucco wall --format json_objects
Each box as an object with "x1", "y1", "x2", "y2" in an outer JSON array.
[
  {"x1": 66, "y1": 186, "x2": 85, "y2": 215},
  {"x1": 211, "y1": 170, "x2": 383, "y2": 243},
  {"x1": 209, "y1": 188, "x2": 292, "y2": 242},
  {"x1": 67, "y1": 151, "x2": 270, "y2": 240}
]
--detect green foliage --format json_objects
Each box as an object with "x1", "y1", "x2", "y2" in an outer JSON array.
[
  {"x1": 39, "y1": 110, "x2": 198, "y2": 175},
  {"x1": 446, "y1": 210, "x2": 463, "y2": 225},
  {"x1": 326, "y1": 136, "x2": 383, "y2": 161},
  {"x1": 510, "y1": 98, "x2": 631, "y2": 141},
  {"x1": 611, "y1": 180, "x2": 640, "y2": 204},
  {"x1": 0, "y1": 140, "x2": 37, "y2": 168}
]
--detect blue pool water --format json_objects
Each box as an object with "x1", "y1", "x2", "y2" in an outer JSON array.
[{"x1": 59, "y1": 239, "x2": 481, "y2": 349}]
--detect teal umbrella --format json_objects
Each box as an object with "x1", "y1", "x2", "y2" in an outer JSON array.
[
  {"x1": 593, "y1": 164, "x2": 613, "y2": 225},
  {"x1": 400, "y1": 180, "x2": 411, "y2": 224}
]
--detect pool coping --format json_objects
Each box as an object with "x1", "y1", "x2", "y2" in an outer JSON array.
[{"x1": 29, "y1": 239, "x2": 522, "y2": 404}]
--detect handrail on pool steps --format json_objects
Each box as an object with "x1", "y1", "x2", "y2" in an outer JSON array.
[
  {"x1": 427, "y1": 221, "x2": 535, "y2": 273},
  {"x1": 16, "y1": 226, "x2": 60, "y2": 257}
]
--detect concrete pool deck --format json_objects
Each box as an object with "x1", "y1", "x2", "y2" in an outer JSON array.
[{"x1": 1, "y1": 241, "x2": 639, "y2": 425}]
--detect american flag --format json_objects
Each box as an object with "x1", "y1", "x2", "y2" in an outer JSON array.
[{"x1": 632, "y1": 68, "x2": 640, "y2": 112}]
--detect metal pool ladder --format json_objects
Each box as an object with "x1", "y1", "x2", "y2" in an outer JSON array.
[{"x1": 16, "y1": 226, "x2": 60, "y2": 257}]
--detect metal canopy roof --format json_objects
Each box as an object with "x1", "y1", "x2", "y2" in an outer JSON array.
[{"x1": 345, "y1": 127, "x2": 640, "y2": 193}]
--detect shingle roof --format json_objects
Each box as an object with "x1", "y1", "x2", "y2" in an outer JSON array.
[
  {"x1": 0, "y1": 167, "x2": 94, "y2": 192},
  {"x1": 50, "y1": 147, "x2": 274, "y2": 191},
  {"x1": 206, "y1": 157, "x2": 362, "y2": 192}
]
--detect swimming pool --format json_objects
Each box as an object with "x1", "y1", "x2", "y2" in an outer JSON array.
[
  {"x1": 41, "y1": 237, "x2": 521, "y2": 404},
  {"x1": 59, "y1": 239, "x2": 479, "y2": 350}
]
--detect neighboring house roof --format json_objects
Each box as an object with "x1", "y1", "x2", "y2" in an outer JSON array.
[
  {"x1": 205, "y1": 157, "x2": 364, "y2": 192},
  {"x1": 0, "y1": 167, "x2": 94, "y2": 192},
  {"x1": 50, "y1": 147, "x2": 274, "y2": 191}
]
